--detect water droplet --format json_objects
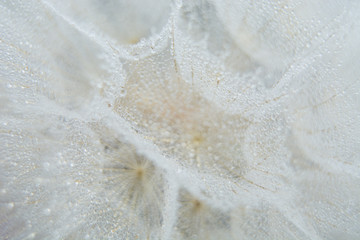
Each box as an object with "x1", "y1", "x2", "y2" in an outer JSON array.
[
  {"x1": 7, "y1": 202, "x2": 14, "y2": 209},
  {"x1": 119, "y1": 88, "x2": 127, "y2": 97},
  {"x1": 44, "y1": 208, "x2": 51, "y2": 215}
]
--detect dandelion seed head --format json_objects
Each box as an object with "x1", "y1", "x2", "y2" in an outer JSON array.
[{"x1": 1, "y1": 0, "x2": 360, "y2": 239}]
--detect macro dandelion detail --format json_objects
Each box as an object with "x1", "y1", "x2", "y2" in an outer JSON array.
[{"x1": 1, "y1": 0, "x2": 360, "y2": 239}]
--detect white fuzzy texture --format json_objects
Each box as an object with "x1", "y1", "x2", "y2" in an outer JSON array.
[{"x1": 1, "y1": 0, "x2": 360, "y2": 239}]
